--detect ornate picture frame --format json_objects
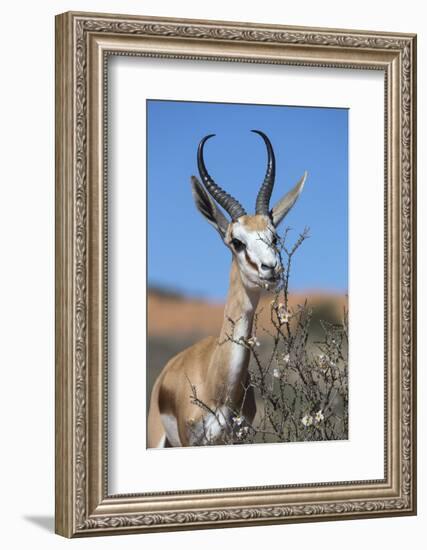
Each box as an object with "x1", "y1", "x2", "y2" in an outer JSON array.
[{"x1": 55, "y1": 11, "x2": 417, "y2": 537}]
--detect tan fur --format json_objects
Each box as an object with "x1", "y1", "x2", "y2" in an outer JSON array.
[
  {"x1": 147, "y1": 142, "x2": 306, "y2": 447},
  {"x1": 147, "y1": 374, "x2": 166, "y2": 447},
  {"x1": 148, "y1": 260, "x2": 259, "y2": 447},
  {"x1": 238, "y1": 214, "x2": 269, "y2": 232}
]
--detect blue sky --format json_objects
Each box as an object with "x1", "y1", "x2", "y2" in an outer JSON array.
[{"x1": 147, "y1": 100, "x2": 348, "y2": 301}]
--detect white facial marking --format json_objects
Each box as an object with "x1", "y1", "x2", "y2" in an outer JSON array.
[{"x1": 230, "y1": 217, "x2": 279, "y2": 288}]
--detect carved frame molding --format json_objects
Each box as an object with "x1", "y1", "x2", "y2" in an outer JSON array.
[{"x1": 55, "y1": 11, "x2": 416, "y2": 537}]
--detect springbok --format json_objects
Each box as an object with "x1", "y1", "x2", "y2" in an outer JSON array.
[{"x1": 148, "y1": 130, "x2": 307, "y2": 447}]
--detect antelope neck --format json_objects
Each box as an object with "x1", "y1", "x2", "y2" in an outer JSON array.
[
  {"x1": 211, "y1": 259, "x2": 261, "y2": 398},
  {"x1": 220, "y1": 259, "x2": 260, "y2": 338}
]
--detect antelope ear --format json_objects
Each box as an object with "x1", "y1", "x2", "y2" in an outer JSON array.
[
  {"x1": 191, "y1": 176, "x2": 229, "y2": 238},
  {"x1": 270, "y1": 171, "x2": 308, "y2": 227}
]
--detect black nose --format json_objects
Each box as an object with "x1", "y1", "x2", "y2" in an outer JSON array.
[{"x1": 261, "y1": 261, "x2": 277, "y2": 271}]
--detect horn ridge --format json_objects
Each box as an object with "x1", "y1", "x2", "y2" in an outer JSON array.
[
  {"x1": 252, "y1": 130, "x2": 276, "y2": 215},
  {"x1": 197, "y1": 134, "x2": 246, "y2": 221}
]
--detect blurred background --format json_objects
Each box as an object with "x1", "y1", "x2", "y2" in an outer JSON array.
[{"x1": 147, "y1": 100, "x2": 348, "y2": 399}]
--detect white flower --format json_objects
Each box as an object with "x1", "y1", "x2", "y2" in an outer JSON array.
[
  {"x1": 283, "y1": 353, "x2": 290, "y2": 364},
  {"x1": 301, "y1": 414, "x2": 313, "y2": 427},
  {"x1": 232, "y1": 415, "x2": 244, "y2": 427},
  {"x1": 315, "y1": 410, "x2": 324, "y2": 423},
  {"x1": 277, "y1": 304, "x2": 291, "y2": 324},
  {"x1": 236, "y1": 426, "x2": 249, "y2": 439},
  {"x1": 273, "y1": 368, "x2": 281, "y2": 379},
  {"x1": 247, "y1": 336, "x2": 260, "y2": 347}
]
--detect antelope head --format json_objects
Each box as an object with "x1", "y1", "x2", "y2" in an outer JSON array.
[{"x1": 191, "y1": 130, "x2": 307, "y2": 291}]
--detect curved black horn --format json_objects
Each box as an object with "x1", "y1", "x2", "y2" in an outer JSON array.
[
  {"x1": 252, "y1": 130, "x2": 276, "y2": 215},
  {"x1": 197, "y1": 134, "x2": 246, "y2": 221}
]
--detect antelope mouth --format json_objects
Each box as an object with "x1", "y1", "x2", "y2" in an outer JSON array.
[
  {"x1": 259, "y1": 275, "x2": 280, "y2": 291},
  {"x1": 260, "y1": 272, "x2": 280, "y2": 282},
  {"x1": 260, "y1": 271, "x2": 280, "y2": 282}
]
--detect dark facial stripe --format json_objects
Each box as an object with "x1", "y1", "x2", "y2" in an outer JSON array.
[{"x1": 244, "y1": 249, "x2": 258, "y2": 271}]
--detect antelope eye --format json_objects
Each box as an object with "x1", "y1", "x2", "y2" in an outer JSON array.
[{"x1": 231, "y1": 238, "x2": 245, "y2": 252}]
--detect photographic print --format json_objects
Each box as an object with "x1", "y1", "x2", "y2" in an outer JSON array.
[
  {"x1": 56, "y1": 12, "x2": 416, "y2": 536},
  {"x1": 147, "y1": 100, "x2": 348, "y2": 448}
]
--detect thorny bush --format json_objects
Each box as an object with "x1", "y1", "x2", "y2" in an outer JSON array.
[{"x1": 187, "y1": 227, "x2": 348, "y2": 445}]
